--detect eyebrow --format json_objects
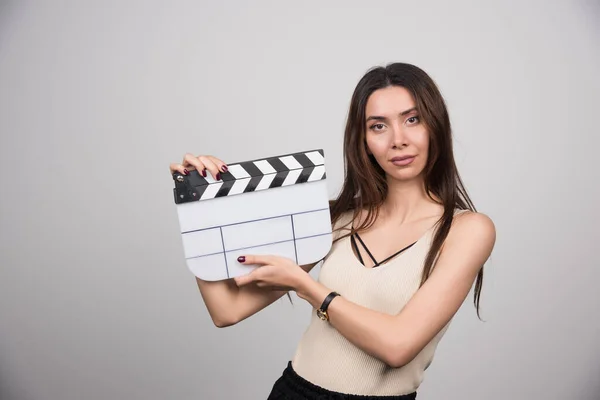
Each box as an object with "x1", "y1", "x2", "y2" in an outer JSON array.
[{"x1": 365, "y1": 107, "x2": 417, "y2": 123}]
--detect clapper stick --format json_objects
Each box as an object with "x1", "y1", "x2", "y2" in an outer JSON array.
[{"x1": 172, "y1": 149, "x2": 333, "y2": 281}]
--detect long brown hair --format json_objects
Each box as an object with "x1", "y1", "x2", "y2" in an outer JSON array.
[{"x1": 328, "y1": 62, "x2": 484, "y2": 319}]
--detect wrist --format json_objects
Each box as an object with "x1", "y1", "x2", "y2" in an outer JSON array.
[
  {"x1": 295, "y1": 272, "x2": 314, "y2": 299},
  {"x1": 296, "y1": 276, "x2": 331, "y2": 309}
]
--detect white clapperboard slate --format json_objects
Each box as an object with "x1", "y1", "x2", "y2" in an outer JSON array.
[{"x1": 172, "y1": 149, "x2": 332, "y2": 281}]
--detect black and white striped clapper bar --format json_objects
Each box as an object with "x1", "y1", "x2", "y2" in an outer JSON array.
[{"x1": 172, "y1": 149, "x2": 332, "y2": 281}]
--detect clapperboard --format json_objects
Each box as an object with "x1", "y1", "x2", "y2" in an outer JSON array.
[{"x1": 172, "y1": 149, "x2": 332, "y2": 281}]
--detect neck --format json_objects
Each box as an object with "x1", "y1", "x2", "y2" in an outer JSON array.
[{"x1": 379, "y1": 175, "x2": 438, "y2": 223}]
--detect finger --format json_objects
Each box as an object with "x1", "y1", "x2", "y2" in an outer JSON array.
[
  {"x1": 206, "y1": 155, "x2": 229, "y2": 174},
  {"x1": 182, "y1": 153, "x2": 206, "y2": 175},
  {"x1": 254, "y1": 282, "x2": 293, "y2": 292},
  {"x1": 198, "y1": 156, "x2": 222, "y2": 180},
  {"x1": 234, "y1": 273, "x2": 256, "y2": 287},
  {"x1": 169, "y1": 163, "x2": 189, "y2": 176},
  {"x1": 237, "y1": 255, "x2": 274, "y2": 266}
]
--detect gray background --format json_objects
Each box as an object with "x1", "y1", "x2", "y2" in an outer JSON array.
[{"x1": 1, "y1": 1, "x2": 599, "y2": 399}]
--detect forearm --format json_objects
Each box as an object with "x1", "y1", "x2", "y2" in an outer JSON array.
[
  {"x1": 197, "y1": 261, "x2": 318, "y2": 327},
  {"x1": 296, "y1": 276, "x2": 404, "y2": 367},
  {"x1": 195, "y1": 278, "x2": 243, "y2": 327},
  {"x1": 196, "y1": 278, "x2": 286, "y2": 327}
]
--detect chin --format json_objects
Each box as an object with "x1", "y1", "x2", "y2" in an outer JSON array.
[{"x1": 387, "y1": 170, "x2": 424, "y2": 182}]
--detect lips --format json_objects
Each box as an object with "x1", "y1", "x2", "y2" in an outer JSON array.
[
  {"x1": 391, "y1": 155, "x2": 416, "y2": 166},
  {"x1": 391, "y1": 156, "x2": 416, "y2": 162}
]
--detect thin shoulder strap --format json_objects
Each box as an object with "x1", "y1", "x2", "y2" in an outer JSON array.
[
  {"x1": 375, "y1": 241, "x2": 417, "y2": 266},
  {"x1": 350, "y1": 234, "x2": 365, "y2": 265},
  {"x1": 353, "y1": 232, "x2": 379, "y2": 265}
]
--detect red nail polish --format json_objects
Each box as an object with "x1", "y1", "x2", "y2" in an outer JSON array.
[
  {"x1": 202, "y1": 169, "x2": 207, "y2": 177},
  {"x1": 216, "y1": 173, "x2": 221, "y2": 180},
  {"x1": 183, "y1": 169, "x2": 189, "y2": 175},
  {"x1": 237, "y1": 256, "x2": 245, "y2": 263},
  {"x1": 222, "y1": 165, "x2": 228, "y2": 172}
]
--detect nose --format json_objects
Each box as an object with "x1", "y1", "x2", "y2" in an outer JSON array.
[{"x1": 391, "y1": 123, "x2": 408, "y2": 149}]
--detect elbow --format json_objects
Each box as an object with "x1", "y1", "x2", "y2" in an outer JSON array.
[
  {"x1": 210, "y1": 313, "x2": 240, "y2": 328},
  {"x1": 213, "y1": 318, "x2": 235, "y2": 328},
  {"x1": 383, "y1": 341, "x2": 415, "y2": 369},
  {"x1": 385, "y1": 351, "x2": 411, "y2": 369},
  {"x1": 384, "y1": 354, "x2": 406, "y2": 369}
]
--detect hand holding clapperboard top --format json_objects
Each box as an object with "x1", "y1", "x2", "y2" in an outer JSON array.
[{"x1": 171, "y1": 149, "x2": 332, "y2": 281}]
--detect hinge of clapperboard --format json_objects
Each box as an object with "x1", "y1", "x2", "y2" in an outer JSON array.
[
  {"x1": 172, "y1": 164, "x2": 233, "y2": 204},
  {"x1": 172, "y1": 167, "x2": 237, "y2": 204},
  {"x1": 172, "y1": 172, "x2": 196, "y2": 204}
]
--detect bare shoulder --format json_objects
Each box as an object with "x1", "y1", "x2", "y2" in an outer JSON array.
[
  {"x1": 452, "y1": 210, "x2": 495, "y2": 237},
  {"x1": 445, "y1": 210, "x2": 496, "y2": 260}
]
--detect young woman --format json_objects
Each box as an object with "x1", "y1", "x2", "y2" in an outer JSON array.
[{"x1": 169, "y1": 62, "x2": 496, "y2": 399}]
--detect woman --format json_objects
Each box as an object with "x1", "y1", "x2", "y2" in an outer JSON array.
[{"x1": 169, "y1": 62, "x2": 496, "y2": 399}]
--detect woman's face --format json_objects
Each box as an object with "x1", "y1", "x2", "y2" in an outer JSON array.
[{"x1": 364, "y1": 85, "x2": 429, "y2": 182}]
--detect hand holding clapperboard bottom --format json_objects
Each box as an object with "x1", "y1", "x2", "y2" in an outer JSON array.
[{"x1": 171, "y1": 149, "x2": 332, "y2": 291}]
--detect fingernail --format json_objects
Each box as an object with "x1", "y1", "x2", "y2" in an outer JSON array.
[
  {"x1": 216, "y1": 173, "x2": 221, "y2": 180},
  {"x1": 222, "y1": 165, "x2": 228, "y2": 173},
  {"x1": 237, "y1": 256, "x2": 245, "y2": 263},
  {"x1": 183, "y1": 169, "x2": 189, "y2": 175},
  {"x1": 202, "y1": 169, "x2": 207, "y2": 177}
]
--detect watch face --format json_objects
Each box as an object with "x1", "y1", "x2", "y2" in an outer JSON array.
[{"x1": 316, "y1": 309, "x2": 327, "y2": 320}]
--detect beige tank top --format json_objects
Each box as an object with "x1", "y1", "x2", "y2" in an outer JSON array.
[{"x1": 291, "y1": 208, "x2": 467, "y2": 396}]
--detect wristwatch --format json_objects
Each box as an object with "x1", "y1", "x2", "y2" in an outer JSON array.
[{"x1": 316, "y1": 291, "x2": 340, "y2": 321}]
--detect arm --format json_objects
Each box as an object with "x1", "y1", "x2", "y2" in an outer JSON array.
[
  {"x1": 197, "y1": 262, "x2": 318, "y2": 328},
  {"x1": 296, "y1": 212, "x2": 496, "y2": 367}
]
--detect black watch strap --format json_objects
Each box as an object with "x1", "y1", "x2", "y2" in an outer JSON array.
[{"x1": 316, "y1": 292, "x2": 340, "y2": 321}]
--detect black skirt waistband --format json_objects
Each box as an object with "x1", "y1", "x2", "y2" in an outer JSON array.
[{"x1": 267, "y1": 361, "x2": 417, "y2": 400}]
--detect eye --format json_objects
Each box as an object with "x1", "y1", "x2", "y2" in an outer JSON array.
[
  {"x1": 370, "y1": 123, "x2": 385, "y2": 131},
  {"x1": 406, "y1": 116, "x2": 420, "y2": 125}
]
